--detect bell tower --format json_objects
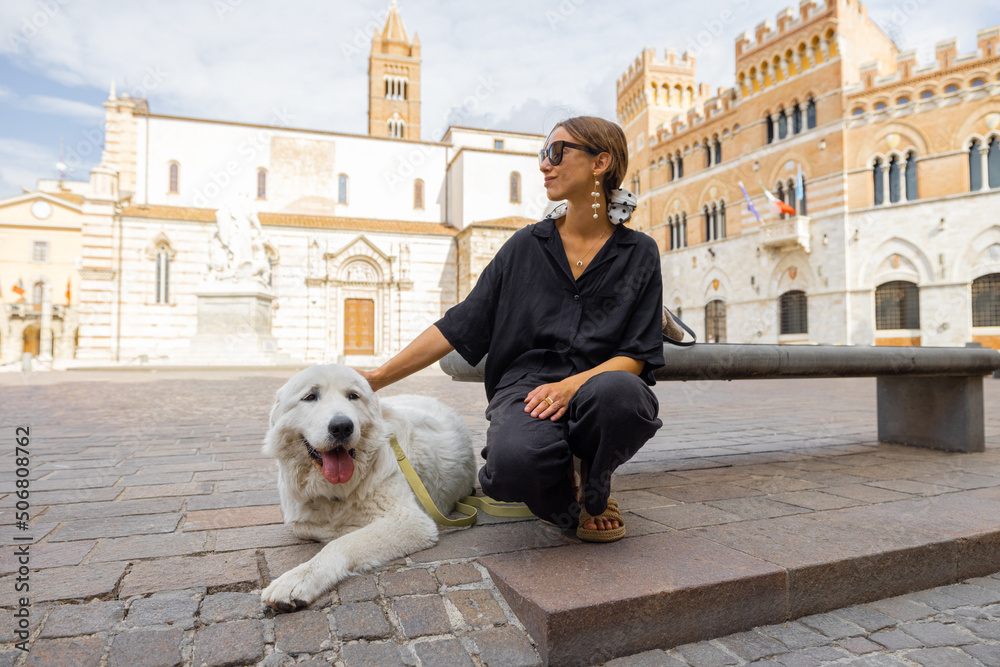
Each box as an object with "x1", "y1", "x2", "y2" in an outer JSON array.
[{"x1": 368, "y1": 0, "x2": 421, "y2": 140}]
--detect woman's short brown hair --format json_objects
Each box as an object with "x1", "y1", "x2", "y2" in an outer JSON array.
[{"x1": 551, "y1": 116, "x2": 629, "y2": 203}]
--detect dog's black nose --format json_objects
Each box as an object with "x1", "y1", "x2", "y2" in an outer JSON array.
[{"x1": 328, "y1": 416, "x2": 354, "y2": 440}]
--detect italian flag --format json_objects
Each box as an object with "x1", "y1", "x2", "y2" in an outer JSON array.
[{"x1": 762, "y1": 187, "x2": 796, "y2": 216}]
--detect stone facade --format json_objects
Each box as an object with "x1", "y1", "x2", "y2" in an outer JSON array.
[
  {"x1": 618, "y1": 0, "x2": 1000, "y2": 348},
  {"x1": 0, "y1": 187, "x2": 86, "y2": 365}
]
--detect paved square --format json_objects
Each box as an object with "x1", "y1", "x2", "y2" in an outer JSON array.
[{"x1": 1, "y1": 367, "x2": 999, "y2": 665}]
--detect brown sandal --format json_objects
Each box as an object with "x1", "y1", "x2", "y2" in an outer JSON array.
[{"x1": 576, "y1": 497, "x2": 626, "y2": 543}]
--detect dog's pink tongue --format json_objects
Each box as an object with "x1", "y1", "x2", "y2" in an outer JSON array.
[{"x1": 320, "y1": 448, "x2": 354, "y2": 484}]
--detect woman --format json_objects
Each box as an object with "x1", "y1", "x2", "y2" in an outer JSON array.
[{"x1": 359, "y1": 116, "x2": 663, "y2": 541}]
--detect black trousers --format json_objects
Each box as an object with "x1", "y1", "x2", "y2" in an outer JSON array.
[{"x1": 478, "y1": 370, "x2": 662, "y2": 527}]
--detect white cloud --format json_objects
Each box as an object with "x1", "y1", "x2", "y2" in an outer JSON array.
[
  {"x1": 19, "y1": 94, "x2": 104, "y2": 120},
  {"x1": 0, "y1": 0, "x2": 995, "y2": 180},
  {"x1": 0, "y1": 137, "x2": 57, "y2": 194}
]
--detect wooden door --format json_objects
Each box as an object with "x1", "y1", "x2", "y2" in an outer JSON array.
[
  {"x1": 344, "y1": 299, "x2": 375, "y2": 355},
  {"x1": 22, "y1": 325, "x2": 40, "y2": 357}
]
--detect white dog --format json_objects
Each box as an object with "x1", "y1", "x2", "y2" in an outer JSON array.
[{"x1": 260, "y1": 364, "x2": 477, "y2": 611}]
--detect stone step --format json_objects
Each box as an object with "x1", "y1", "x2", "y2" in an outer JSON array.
[{"x1": 481, "y1": 486, "x2": 1000, "y2": 666}]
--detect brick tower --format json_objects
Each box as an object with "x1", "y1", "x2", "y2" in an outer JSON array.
[{"x1": 368, "y1": 0, "x2": 421, "y2": 140}]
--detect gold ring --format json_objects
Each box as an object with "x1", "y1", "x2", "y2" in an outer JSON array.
[{"x1": 544, "y1": 397, "x2": 554, "y2": 406}]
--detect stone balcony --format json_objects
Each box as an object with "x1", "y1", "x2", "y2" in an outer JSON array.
[{"x1": 761, "y1": 215, "x2": 811, "y2": 253}]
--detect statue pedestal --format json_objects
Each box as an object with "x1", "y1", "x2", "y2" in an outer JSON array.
[{"x1": 178, "y1": 282, "x2": 296, "y2": 366}]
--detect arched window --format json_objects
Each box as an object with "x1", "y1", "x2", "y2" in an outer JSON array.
[
  {"x1": 414, "y1": 179, "x2": 424, "y2": 209},
  {"x1": 257, "y1": 168, "x2": 267, "y2": 199},
  {"x1": 155, "y1": 244, "x2": 170, "y2": 304},
  {"x1": 896, "y1": 97, "x2": 910, "y2": 105},
  {"x1": 990, "y1": 137, "x2": 1000, "y2": 189},
  {"x1": 705, "y1": 300, "x2": 726, "y2": 343},
  {"x1": 970, "y1": 140, "x2": 983, "y2": 191},
  {"x1": 780, "y1": 290, "x2": 808, "y2": 334},
  {"x1": 793, "y1": 105, "x2": 802, "y2": 133},
  {"x1": 668, "y1": 216, "x2": 676, "y2": 251},
  {"x1": 168, "y1": 162, "x2": 179, "y2": 194},
  {"x1": 704, "y1": 206, "x2": 712, "y2": 241},
  {"x1": 719, "y1": 201, "x2": 726, "y2": 239},
  {"x1": 888, "y1": 155, "x2": 901, "y2": 203},
  {"x1": 32, "y1": 281, "x2": 44, "y2": 304},
  {"x1": 338, "y1": 174, "x2": 349, "y2": 205},
  {"x1": 681, "y1": 212, "x2": 687, "y2": 246},
  {"x1": 905, "y1": 152, "x2": 918, "y2": 201},
  {"x1": 766, "y1": 114, "x2": 774, "y2": 144},
  {"x1": 806, "y1": 97, "x2": 817, "y2": 129},
  {"x1": 797, "y1": 175, "x2": 808, "y2": 215},
  {"x1": 776, "y1": 183, "x2": 787, "y2": 219},
  {"x1": 971, "y1": 78, "x2": 986, "y2": 88},
  {"x1": 668, "y1": 159, "x2": 674, "y2": 181},
  {"x1": 677, "y1": 155, "x2": 684, "y2": 178},
  {"x1": 704, "y1": 143, "x2": 712, "y2": 168},
  {"x1": 945, "y1": 84, "x2": 959, "y2": 94},
  {"x1": 972, "y1": 274, "x2": 1000, "y2": 327},
  {"x1": 714, "y1": 139, "x2": 722, "y2": 165},
  {"x1": 852, "y1": 108, "x2": 865, "y2": 116},
  {"x1": 920, "y1": 90, "x2": 934, "y2": 99},
  {"x1": 876, "y1": 281, "x2": 919, "y2": 330},
  {"x1": 509, "y1": 172, "x2": 521, "y2": 203},
  {"x1": 873, "y1": 158, "x2": 885, "y2": 205},
  {"x1": 778, "y1": 109, "x2": 788, "y2": 139}
]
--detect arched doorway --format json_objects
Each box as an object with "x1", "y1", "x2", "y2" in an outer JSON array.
[
  {"x1": 705, "y1": 299, "x2": 726, "y2": 343},
  {"x1": 23, "y1": 325, "x2": 40, "y2": 357}
]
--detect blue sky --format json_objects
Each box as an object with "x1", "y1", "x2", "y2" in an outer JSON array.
[{"x1": 0, "y1": 0, "x2": 995, "y2": 198}]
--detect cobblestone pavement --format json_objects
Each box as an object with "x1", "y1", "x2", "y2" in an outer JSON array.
[
  {"x1": 0, "y1": 368, "x2": 998, "y2": 666},
  {"x1": 610, "y1": 573, "x2": 1000, "y2": 666}
]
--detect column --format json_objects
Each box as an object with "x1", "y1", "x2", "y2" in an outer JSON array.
[
  {"x1": 980, "y1": 146, "x2": 990, "y2": 192},
  {"x1": 39, "y1": 286, "x2": 53, "y2": 361}
]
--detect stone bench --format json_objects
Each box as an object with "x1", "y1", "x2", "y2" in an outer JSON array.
[{"x1": 440, "y1": 344, "x2": 1000, "y2": 453}]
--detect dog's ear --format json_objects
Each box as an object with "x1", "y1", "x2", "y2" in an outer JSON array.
[
  {"x1": 269, "y1": 396, "x2": 282, "y2": 428},
  {"x1": 270, "y1": 382, "x2": 290, "y2": 428}
]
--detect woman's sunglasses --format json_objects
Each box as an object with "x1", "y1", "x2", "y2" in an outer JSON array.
[{"x1": 538, "y1": 140, "x2": 602, "y2": 167}]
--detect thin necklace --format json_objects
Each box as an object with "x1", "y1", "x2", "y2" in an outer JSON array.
[{"x1": 570, "y1": 226, "x2": 608, "y2": 267}]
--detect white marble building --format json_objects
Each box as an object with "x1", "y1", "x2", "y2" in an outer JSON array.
[{"x1": 69, "y1": 4, "x2": 550, "y2": 366}]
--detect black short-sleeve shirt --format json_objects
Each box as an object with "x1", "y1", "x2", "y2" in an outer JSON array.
[{"x1": 435, "y1": 219, "x2": 664, "y2": 402}]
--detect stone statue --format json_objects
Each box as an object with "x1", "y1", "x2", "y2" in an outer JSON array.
[{"x1": 208, "y1": 194, "x2": 272, "y2": 287}]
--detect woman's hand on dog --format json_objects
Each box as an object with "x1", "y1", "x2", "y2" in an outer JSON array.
[
  {"x1": 355, "y1": 368, "x2": 379, "y2": 392},
  {"x1": 524, "y1": 380, "x2": 577, "y2": 421}
]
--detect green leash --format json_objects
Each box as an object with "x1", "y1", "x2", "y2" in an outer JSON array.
[{"x1": 390, "y1": 435, "x2": 534, "y2": 527}]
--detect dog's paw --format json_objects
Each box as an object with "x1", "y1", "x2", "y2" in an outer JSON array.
[{"x1": 261, "y1": 563, "x2": 328, "y2": 612}]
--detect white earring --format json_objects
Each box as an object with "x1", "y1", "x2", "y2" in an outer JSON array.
[{"x1": 591, "y1": 173, "x2": 600, "y2": 219}]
